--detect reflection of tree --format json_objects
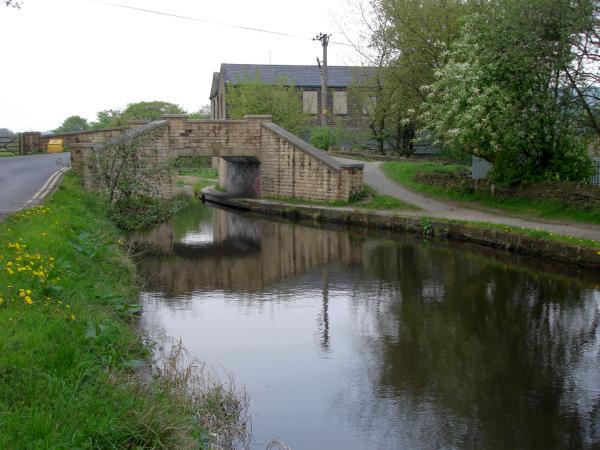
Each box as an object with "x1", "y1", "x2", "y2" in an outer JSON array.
[
  {"x1": 172, "y1": 202, "x2": 214, "y2": 241},
  {"x1": 361, "y1": 240, "x2": 600, "y2": 449}
]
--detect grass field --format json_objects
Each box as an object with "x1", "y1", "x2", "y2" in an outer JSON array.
[{"x1": 382, "y1": 161, "x2": 600, "y2": 225}]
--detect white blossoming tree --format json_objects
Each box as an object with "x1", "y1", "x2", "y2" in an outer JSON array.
[{"x1": 423, "y1": 0, "x2": 595, "y2": 184}]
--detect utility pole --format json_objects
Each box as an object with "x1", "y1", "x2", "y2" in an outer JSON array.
[{"x1": 314, "y1": 33, "x2": 331, "y2": 127}]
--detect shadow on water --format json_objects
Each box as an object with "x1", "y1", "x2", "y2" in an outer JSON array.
[{"x1": 130, "y1": 201, "x2": 600, "y2": 450}]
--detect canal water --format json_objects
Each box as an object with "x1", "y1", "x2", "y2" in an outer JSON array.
[{"x1": 132, "y1": 202, "x2": 600, "y2": 450}]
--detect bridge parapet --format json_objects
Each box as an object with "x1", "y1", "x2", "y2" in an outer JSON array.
[
  {"x1": 165, "y1": 114, "x2": 268, "y2": 159},
  {"x1": 68, "y1": 114, "x2": 364, "y2": 202},
  {"x1": 259, "y1": 122, "x2": 364, "y2": 202}
]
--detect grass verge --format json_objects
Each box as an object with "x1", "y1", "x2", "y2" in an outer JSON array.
[
  {"x1": 0, "y1": 173, "x2": 243, "y2": 448},
  {"x1": 446, "y1": 218, "x2": 600, "y2": 250},
  {"x1": 382, "y1": 161, "x2": 600, "y2": 225},
  {"x1": 265, "y1": 185, "x2": 419, "y2": 210}
]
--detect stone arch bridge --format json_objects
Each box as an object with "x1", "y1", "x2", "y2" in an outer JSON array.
[{"x1": 34, "y1": 114, "x2": 364, "y2": 202}]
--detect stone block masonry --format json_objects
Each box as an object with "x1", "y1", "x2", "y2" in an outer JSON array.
[{"x1": 68, "y1": 115, "x2": 364, "y2": 202}]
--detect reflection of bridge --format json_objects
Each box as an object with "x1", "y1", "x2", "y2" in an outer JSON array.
[
  {"x1": 59, "y1": 115, "x2": 364, "y2": 202},
  {"x1": 131, "y1": 206, "x2": 363, "y2": 293}
]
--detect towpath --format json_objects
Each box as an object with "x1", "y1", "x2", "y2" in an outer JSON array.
[{"x1": 341, "y1": 158, "x2": 600, "y2": 242}]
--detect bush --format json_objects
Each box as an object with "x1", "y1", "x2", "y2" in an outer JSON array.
[
  {"x1": 310, "y1": 127, "x2": 336, "y2": 150},
  {"x1": 109, "y1": 196, "x2": 187, "y2": 231}
]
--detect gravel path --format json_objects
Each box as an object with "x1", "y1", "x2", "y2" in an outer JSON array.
[{"x1": 343, "y1": 159, "x2": 600, "y2": 242}]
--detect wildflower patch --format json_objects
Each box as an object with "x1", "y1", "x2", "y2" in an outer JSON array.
[{"x1": 1, "y1": 238, "x2": 75, "y2": 321}]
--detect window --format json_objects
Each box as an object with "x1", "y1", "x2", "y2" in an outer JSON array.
[
  {"x1": 362, "y1": 96, "x2": 376, "y2": 115},
  {"x1": 303, "y1": 91, "x2": 318, "y2": 115},
  {"x1": 333, "y1": 91, "x2": 347, "y2": 115}
]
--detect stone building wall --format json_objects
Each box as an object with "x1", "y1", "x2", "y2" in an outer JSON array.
[{"x1": 300, "y1": 86, "x2": 371, "y2": 130}]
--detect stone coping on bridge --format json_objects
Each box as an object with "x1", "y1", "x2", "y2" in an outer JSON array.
[
  {"x1": 46, "y1": 126, "x2": 126, "y2": 137},
  {"x1": 262, "y1": 122, "x2": 364, "y2": 173},
  {"x1": 94, "y1": 120, "x2": 168, "y2": 151}
]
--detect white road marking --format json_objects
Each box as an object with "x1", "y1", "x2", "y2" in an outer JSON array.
[{"x1": 26, "y1": 167, "x2": 70, "y2": 205}]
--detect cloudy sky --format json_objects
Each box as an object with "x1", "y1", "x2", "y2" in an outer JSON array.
[{"x1": 0, "y1": 0, "x2": 366, "y2": 132}]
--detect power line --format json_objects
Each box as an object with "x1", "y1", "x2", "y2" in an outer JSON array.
[{"x1": 87, "y1": 0, "x2": 352, "y2": 46}]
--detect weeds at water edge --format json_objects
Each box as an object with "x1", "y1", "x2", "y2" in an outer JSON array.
[{"x1": 150, "y1": 340, "x2": 252, "y2": 450}]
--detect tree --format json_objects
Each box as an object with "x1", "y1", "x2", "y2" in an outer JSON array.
[
  {"x1": 3, "y1": 1, "x2": 21, "y2": 7},
  {"x1": 54, "y1": 115, "x2": 90, "y2": 133},
  {"x1": 562, "y1": 0, "x2": 600, "y2": 141},
  {"x1": 120, "y1": 101, "x2": 185, "y2": 122},
  {"x1": 90, "y1": 109, "x2": 122, "y2": 129},
  {"x1": 89, "y1": 101, "x2": 186, "y2": 129},
  {"x1": 188, "y1": 104, "x2": 211, "y2": 119},
  {"x1": 226, "y1": 73, "x2": 303, "y2": 134},
  {"x1": 423, "y1": 0, "x2": 594, "y2": 184},
  {"x1": 347, "y1": 0, "x2": 470, "y2": 155}
]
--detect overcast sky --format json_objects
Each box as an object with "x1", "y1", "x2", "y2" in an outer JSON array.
[{"x1": 0, "y1": 0, "x2": 365, "y2": 132}]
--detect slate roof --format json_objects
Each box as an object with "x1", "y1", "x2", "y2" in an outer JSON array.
[{"x1": 219, "y1": 63, "x2": 374, "y2": 88}]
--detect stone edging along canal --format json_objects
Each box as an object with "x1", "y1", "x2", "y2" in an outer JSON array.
[{"x1": 201, "y1": 190, "x2": 600, "y2": 271}]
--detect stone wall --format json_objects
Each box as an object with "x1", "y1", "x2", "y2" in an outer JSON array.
[
  {"x1": 259, "y1": 122, "x2": 364, "y2": 201},
  {"x1": 22, "y1": 127, "x2": 127, "y2": 154}
]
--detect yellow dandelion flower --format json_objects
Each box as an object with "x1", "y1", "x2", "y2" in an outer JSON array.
[
  {"x1": 26, "y1": 289, "x2": 32, "y2": 295},
  {"x1": 70, "y1": 314, "x2": 76, "y2": 321},
  {"x1": 25, "y1": 297, "x2": 33, "y2": 305},
  {"x1": 18, "y1": 291, "x2": 26, "y2": 298}
]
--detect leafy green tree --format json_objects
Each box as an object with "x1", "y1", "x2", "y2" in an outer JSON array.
[
  {"x1": 352, "y1": 0, "x2": 470, "y2": 154},
  {"x1": 226, "y1": 73, "x2": 303, "y2": 134},
  {"x1": 89, "y1": 102, "x2": 186, "y2": 129},
  {"x1": 188, "y1": 104, "x2": 211, "y2": 119},
  {"x1": 423, "y1": 0, "x2": 594, "y2": 184},
  {"x1": 120, "y1": 101, "x2": 185, "y2": 122},
  {"x1": 90, "y1": 109, "x2": 122, "y2": 129},
  {"x1": 54, "y1": 115, "x2": 90, "y2": 133}
]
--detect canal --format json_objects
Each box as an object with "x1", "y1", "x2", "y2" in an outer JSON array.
[{"x1": 132, "y1": 202, "x2": 600, "y2": 450}]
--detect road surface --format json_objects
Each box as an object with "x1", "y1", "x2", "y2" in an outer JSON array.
[{"x1": 0, "y1": 153, "x2": 70, "y2": 218}]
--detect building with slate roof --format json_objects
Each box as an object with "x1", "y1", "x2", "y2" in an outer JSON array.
[{"x1": 209, "y1": 63, "x2": 375, "y2": 141}]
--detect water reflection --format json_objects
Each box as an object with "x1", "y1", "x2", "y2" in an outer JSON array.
[{"x1": 133, "y1": 203, "x2": 600, "y2": 450}]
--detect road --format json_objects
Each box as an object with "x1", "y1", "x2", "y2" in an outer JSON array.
[
  {"x1": 0, "y1": 153, "x2": 71, "y2": 218},
  {"x1": 338, "y1": 158, "x2": 600, "y2": 242}
]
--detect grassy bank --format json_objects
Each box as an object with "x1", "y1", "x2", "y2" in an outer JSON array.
[
  {"x1": 0, "y1": 173, "x2": 220, "y2": 448},
  {"x1": 382, "y1": 161, "x2": 600, "y2": 225},
  {"x1": 265, "y1": 186, "x2": 419, "y2": 210}
]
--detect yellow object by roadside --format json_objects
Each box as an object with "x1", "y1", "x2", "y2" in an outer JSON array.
[{"x1": 47, "y1": 139, "x2": 63, "y2": 153}]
